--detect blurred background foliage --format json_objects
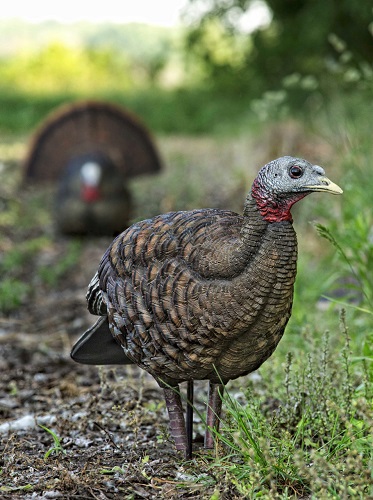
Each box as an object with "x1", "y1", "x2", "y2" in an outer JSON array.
[
  {"x1": 185, "y1": 0, "x2": 373, "y2": 92},
  {"x1": 0, "y1": 0, "x2": 372, "y2": 134}
]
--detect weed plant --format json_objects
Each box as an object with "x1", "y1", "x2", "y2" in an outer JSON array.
[{"x1": 38, "y1": 425, "x2": 66, "y2": 460}]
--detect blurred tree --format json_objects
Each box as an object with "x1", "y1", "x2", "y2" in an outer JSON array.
[
  {"x1": 0, "y1": 21, "x2": 181, "y2": 92},
  {"x1": 184, "y1": 0, "x2": 373, "y2": 92}
]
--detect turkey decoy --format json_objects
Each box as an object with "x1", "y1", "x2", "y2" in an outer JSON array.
[
  {"x1": 71, "y1": 156, "x2": 342, "y2": 458},
  {"x1": 23, "y1": 100, "x2": 162, "y2": 235}
]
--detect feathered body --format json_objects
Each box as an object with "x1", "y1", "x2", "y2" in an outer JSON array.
[{"x1": 91, "y1": 201, "x2": 296, "y2": 386}]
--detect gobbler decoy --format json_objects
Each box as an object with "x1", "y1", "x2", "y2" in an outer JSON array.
[
  {"x1": 71, "y1": 156, "x2": 342, "y2": 458},
  {"x1": 23, "y1": 100, "x2": 162, "y2": 235}
]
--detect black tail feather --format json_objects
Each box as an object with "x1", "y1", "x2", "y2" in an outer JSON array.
[{"x1": 71, "y1": 316, "x2": 134, "y2": 365}]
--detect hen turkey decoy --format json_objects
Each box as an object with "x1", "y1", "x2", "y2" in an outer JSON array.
[
  {"x1": 23, "y1": 100, "x2": 162, "y2": 235},
  {"x1": 71, "y1": 156, "x2": 342, "y2": 458}
]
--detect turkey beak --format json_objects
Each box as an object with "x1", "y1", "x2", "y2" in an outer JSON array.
[{"x1": 305, "y1": 177, "x2": 343, "y2": 195}]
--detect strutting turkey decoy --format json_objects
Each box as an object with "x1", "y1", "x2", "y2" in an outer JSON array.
[
  {"x1": 71, "y1": 156, "x2": 342, "y2": 458},
  {"x1": 23, "y1": 100, "x2": 162, "y2": 235}
]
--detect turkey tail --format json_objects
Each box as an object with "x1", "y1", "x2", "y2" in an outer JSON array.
[
  {"x1": 23, "y1": 100, "x2": 162, "y2": 183},
  {"x1": 71, "y1": 316, "x2": 133, "y2": 365}
]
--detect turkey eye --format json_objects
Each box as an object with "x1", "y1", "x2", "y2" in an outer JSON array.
[{"x1": 289, "y1": 165, "x2": 303, "y2": 178}]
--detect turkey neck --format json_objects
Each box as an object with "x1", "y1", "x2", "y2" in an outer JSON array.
[
  {"x1": 239, "y1": 191, "x2": 297, "y2": 260},
  {"x1": 239, "y1": 191, "x2": 298, "y2": 285},
  {"x1": 240, "y1": 192, "x2": 272, "y2": 253},
  {"x1": 209, "y1": 193, "x2": 298, "y2": 382}
]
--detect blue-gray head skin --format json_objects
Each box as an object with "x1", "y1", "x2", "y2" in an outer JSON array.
[{"x1": 251, "y1": 156, "x2": 343, "y2": 222}]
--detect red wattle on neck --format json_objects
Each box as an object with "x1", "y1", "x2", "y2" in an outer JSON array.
[{"x1": 251, "y1": 179, "x2": 308, "y2": 223}]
